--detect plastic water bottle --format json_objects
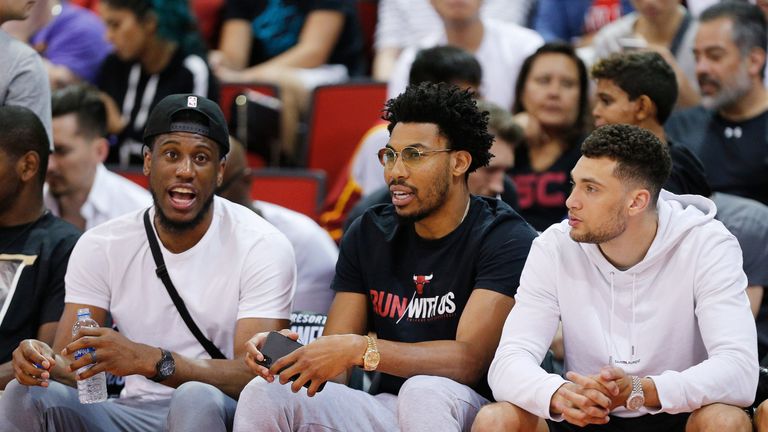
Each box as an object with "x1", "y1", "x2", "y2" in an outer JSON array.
[{"x1": 72, "y1": 308, "x2": 107, "y2": 404}]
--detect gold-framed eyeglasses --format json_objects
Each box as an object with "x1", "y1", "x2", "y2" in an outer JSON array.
[{"x1": 377, "y1": 146, "x2": 453, "y2": 168}]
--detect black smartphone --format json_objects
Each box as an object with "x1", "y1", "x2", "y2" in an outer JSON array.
[{"x1": 256, "y1": 331, "x2": 325, "y2": 392}]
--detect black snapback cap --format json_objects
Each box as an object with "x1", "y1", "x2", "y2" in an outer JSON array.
[{"x1": 143, "y1": 94, "x2": 230, "y2": 155}]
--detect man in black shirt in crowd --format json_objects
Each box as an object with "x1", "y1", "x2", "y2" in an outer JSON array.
[
  {"x1": 665, "y1": 2, "x2": 768, "y2": 205},
  {"x1": 233, "y1": 82, "x2": 538, "y2": 431},
  {"x1": 0, "y1": 106, "x2": 80, "y2": 389}
]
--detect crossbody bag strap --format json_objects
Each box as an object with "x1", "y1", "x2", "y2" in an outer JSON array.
[{"x1": 143, "y1": 209, "x2": 226, "y2": 359}]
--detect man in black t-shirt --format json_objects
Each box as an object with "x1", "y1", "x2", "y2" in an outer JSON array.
[
  {"x1": 0, "y1": 106, "x2": 80, "y2": 389},
  {"x1": 665, "y1": 2, "x2": 768, "y2": 205},
  {"x1": 234, "y1": 82, "x2": 538, "y2": 431}
]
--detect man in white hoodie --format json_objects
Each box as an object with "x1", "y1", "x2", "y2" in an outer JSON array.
[{"x1": 473, "y1": 124, "x2": 757, "y2": 431}]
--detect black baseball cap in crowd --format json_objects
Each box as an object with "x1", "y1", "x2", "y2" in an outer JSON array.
[{"x1": 143, "y1": 94, "x2": 230, "y2": 155}]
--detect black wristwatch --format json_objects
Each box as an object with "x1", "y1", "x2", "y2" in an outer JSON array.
[{"x1": 150, "y1": 348, "x2": 175, "y2": 382}]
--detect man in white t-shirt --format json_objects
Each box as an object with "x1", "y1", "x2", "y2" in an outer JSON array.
[
  {"x1": 386, "y1": 0, "x2": 543, "y2": 111},
  {"x1": 217, "y1": 138, "x2": 338, "y2": 315},
  {"x1": 0, "y1": 94, "x2": 297, "y2": 432},
  {"x1": 45, "y1": 84, "x2": 151, "y2": 231}
]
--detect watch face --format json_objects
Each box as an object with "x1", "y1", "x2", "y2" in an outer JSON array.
[
  {"x1": 626, "y1": 393, "x2": 644, "y2": 410},
  {"x1": 159, "y1": 359, "x2": 175, "y2": 377},
  {"x1": 364, "y1": 351, "x2": 380, "y2": 370}
]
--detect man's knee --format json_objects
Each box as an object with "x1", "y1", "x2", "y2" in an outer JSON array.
[
  {"x1": 687, "y1": 404, "x2": 752, "y2": 432},
  {"x1": 472, "y1": 402, "x2": 540, "y2": 432},
  {"x1": 170, "y1": 382, "x2": 227, "y2": 410}
]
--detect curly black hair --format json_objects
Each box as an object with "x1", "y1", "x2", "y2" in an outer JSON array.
[
  {"x1": 581, "y1": 124, "x2": 671, "y2": 204},
  {"x1": 382, "y1": 82, "x2": 493, "y2": 175},
  {"x1": 591, "y1": 52, "x2": 678, "y2": 124}
]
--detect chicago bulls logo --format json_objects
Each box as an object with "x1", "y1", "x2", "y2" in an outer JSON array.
[{"x1": 412, "y1": 274, "x2": 433, "y2": 295}]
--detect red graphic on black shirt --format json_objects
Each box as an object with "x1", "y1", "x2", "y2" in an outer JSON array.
[
  {"x1": 369, "y1": 273, "x2": 457, "y2": 324},
  {"x1": 412, "y1": 274, "x2": 433, "y2": 295}
]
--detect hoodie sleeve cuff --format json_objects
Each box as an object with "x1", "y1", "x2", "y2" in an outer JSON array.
[
  {"x1": 645, "y1": 374, "x2": 676, "y2": 414},
  {"x1": 539, "y1": 376, "x2": 570, "y2": 421}
]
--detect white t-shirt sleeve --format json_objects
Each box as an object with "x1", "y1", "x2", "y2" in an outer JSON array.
[
  {"x1": 237, "y1": 231, "x2": 297, "y2": 321},
  {"x1": 64, "y1": 233, "x2": 111, "y2": 311}
]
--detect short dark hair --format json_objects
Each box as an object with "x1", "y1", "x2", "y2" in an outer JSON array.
[
  {"x1": 581, "y1": 124, "x2": 671, "y2": 204},
  {"x1": 51, "y1": 83, "x2": 107, "y2": 139},
  {"x1": 591, "y1": 51, "x2": 678, "y2": 124},
  {"x1": 513, "y1": 42, "x2": 591, "y2": 141},
  {"x1": 383, "y1": 82, "x2": 493, "y2": 174},
  {"x1": 700, "y1": 1, "x2": 767, "y2": 77},
  {"x1": 409, "y1": 45, "x2": 482, "y2": 88},
  {"x1": 0, "y1": 106, "x2": 50, "y2": 183}
]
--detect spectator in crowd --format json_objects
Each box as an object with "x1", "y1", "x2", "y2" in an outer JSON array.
[
  {"x1": 473, "y1": 124, "x2": 756, "y2": 432},
  {"x1": 468, "y1": 100, "x2": 522, "y2": 203},
  {"x1": 665, "y1": 1, "x2": 768, "y2": 205},
  {"x1": 0, "y1": 106, "x2": 80, "y2": 390},
  {"x1": 320, "y1": 45, "x2": 484, "y2": 242},
  {"x1": 591, "y1": 49, "x2": 768, "y2": 364},
  {"x1": 373, "y1": 0, "x2": 537, "y2": 81},
  {"x1": 211, "y1": 0, "x2": 363, "y2": 164},
  {"x1": 592, "y1": 0, "x2": 701, "y2": 108},
  {"x1": 0, "y1": 0, "x2": 52, "y2": 145},
  {"x1": 534, "y1": 0, "x2": 634, "y2": 45},
  {"x1": 217, "y1": 137, "x2": 338, "y2": 315},
  {"x1": 344, "y1": 98, "x2": 524, "y2": 234},
  {"x1": 592, "y1": 51, "x2": 711, "y2": 196},
  {"x1": 387, "y1": 0, "x2": 543, "y2": 112},
  {"x1": 0, "y1": 94, "x2": 296, "y2": 431},
  {"x1": 1, "y1": 0, "x2": 111, "y2": 89},
  {"x1": 46, "y1": 84, "x2": 151, "y2": 232},
  {"x1": 97, "y1": 0, "x2": 215, "y2": 167},
  {"x1": 232, "y1": 82, "x2": 537, "y2": 431},
  {"x1": 509, "y1": 42, "x2": 591, "y2": 232}
]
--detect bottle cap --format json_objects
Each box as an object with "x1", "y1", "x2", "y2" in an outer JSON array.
[{"x1": 77, "y1": 308, "x2": 91, "y2": 317}]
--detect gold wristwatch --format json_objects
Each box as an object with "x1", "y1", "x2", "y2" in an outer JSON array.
[{"x1": 362, "y1": 335, "x2": 380, "y2": 371}]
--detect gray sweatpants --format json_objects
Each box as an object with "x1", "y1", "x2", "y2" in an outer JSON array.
[
  {"x1": 0, "y1": 379, "x2": 237, "y2": 432},
  {"x1": 233, "y1": 375, "x2": 490, "y2": 432}
]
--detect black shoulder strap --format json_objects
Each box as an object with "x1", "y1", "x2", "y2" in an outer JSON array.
[
  {"x1": 669, "y1": 11, "x2": 692, "y2": 57},
  {"x1": 143, "y1": 209, "x2": 226, "y2": 359}
]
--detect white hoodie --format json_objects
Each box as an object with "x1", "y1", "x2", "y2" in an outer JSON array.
[{"x1": 489, "y1": 191, "x2": 758, "y2": 419}]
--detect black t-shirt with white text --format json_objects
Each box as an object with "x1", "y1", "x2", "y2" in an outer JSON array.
[
  {"x1": 0, "y1": 212, "x2": 80, "y2": 362},
  {"x1": 332, "y1": 196, "x2": 537, "y2": 398}
]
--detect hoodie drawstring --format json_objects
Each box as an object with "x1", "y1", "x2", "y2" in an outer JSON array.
[{"x1": 606, "y1": 272, "x2": 638, "y2": 365}]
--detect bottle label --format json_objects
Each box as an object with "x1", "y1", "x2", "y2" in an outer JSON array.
[{"x1": 74, "y1": 347, "x2": 95, "y2": 361}]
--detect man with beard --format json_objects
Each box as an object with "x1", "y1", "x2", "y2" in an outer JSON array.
[
  {"x1": 232, "y1": 82, "x2": 538, "y2": 431},
  {"x1": 46, "y1": 84, "x2": 151, "y2": 231},
  {"x1": 665, "y1": 1, "x2": 768, "y2": 205},
  {"x1": 0, "y1": 94, "x2": 296, "y2": 432},
  {"x1": 0, "y1": 106, "x2": 80, "y2": 390},
  {"x1": 473, "y1": 124, "x2": 756, "y2": 432}
]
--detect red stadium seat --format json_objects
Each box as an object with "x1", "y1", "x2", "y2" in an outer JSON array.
[
  {"x1": 249, "y1": 168, "x2": 326, "y2": 220},
  {"x1": 303, "y1": 81, "x2": 386, "y2": 190}
]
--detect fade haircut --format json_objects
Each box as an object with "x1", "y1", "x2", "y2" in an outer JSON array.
[
  {"x1": 51, "y1": 83, "x2": 108, "y2": 139},
  {"x1": 700, "y1": 1, "x2": 767, "y2": 78},
  {"x1": 581, "y1": 124, "x2": 671, "y2": 205},
  {"x1": 409, "y1": 45, "x2": 482, "y2": 88},
  {"x1": 383, "y1": 82, "x2": 493, "y2": 175},
  {"x1": 591, "y1": 51, "x2": 678, "y2": 124},
  {"x1": 0, "y1": 106, "x2": 50, "y2": 183},
  {"x1": 513, "y1": 42, "x2": 591, "y2": 141}
]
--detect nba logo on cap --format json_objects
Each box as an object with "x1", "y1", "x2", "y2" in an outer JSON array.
[{"x1": 187, "y1": 96, "x2": 198, "y2": 108}]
